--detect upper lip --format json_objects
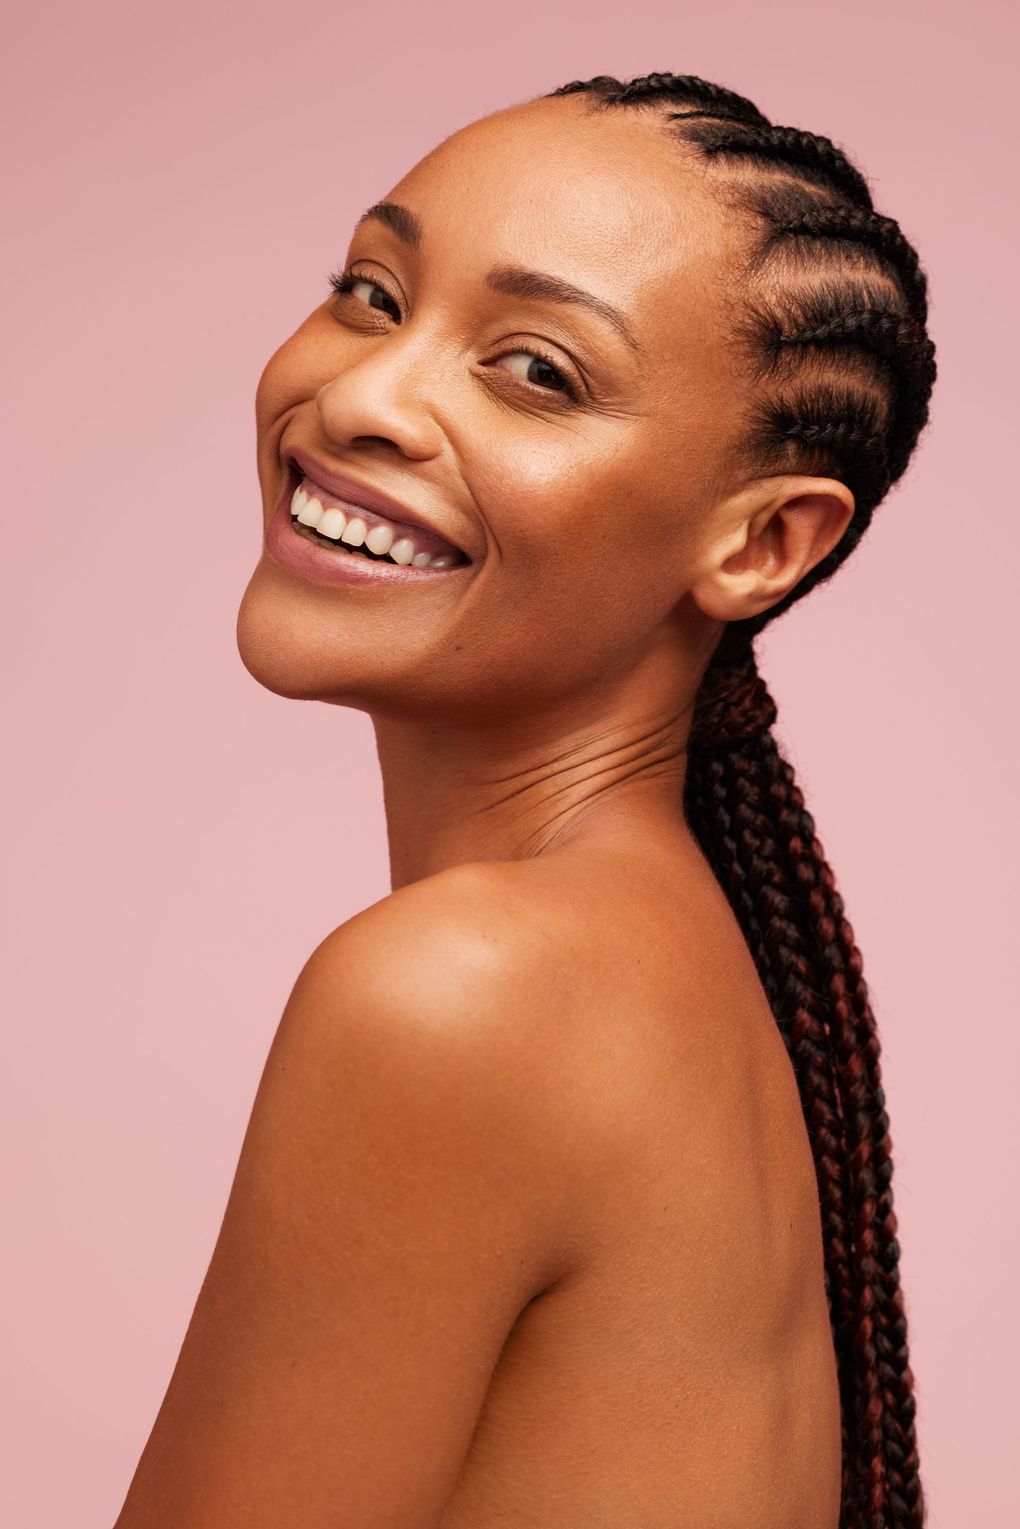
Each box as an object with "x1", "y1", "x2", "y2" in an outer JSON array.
[{"x1": 284, "y1": 446, "x2": 472, "y2": 561}]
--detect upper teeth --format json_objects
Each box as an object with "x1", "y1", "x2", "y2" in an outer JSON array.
[{"x1": 290, "y1": 485, "x2": 458, "y2": 569}]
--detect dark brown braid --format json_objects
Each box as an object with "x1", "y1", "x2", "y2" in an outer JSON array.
[{"x1": 545, "y1": 73, "x2": 936, "y2": 1528}]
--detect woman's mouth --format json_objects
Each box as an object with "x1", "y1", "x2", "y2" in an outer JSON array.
[
  {"x1": 289, "y1": 479, "x2": 467, "y2": 568},
  {"x1": 263, "y1": 473, "x2": 473, "y2": 590}
]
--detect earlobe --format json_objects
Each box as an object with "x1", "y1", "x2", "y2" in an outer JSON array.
[{"x1": 689, "y1": 476, "x2": 855, "y2": 624}]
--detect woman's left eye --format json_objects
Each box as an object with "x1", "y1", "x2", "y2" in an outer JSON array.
[
  {"x1": 329, "y1": 270, "x2": 401, "y2": 322},
  {"x1": 495, "y1": 350, "x2": 573, "y2": 395}
]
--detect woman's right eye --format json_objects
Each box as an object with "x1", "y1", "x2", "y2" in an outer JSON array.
[{"x1": 328, "y1": 270, "x2": 402, "y2": 323}]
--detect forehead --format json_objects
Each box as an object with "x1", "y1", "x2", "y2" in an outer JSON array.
[{"x1": 380, "y1": 97, "x2": 738, "y2": 334}]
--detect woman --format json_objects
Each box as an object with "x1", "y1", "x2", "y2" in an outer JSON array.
[{"x1": 115, "y1": 73, "x2": 935, "y2": 1528}]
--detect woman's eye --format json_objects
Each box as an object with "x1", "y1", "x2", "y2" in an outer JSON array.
[
  {"x1": 350, "y1": 279, "x2": 398, "y2": 318},
  {"x1": 496, "y1": 350, "x2": 571, "y2": 394},
  {"x1": 332, "y1": 272, "x2": 401, "y2": 322}
]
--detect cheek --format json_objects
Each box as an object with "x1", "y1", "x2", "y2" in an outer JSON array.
[
  {"x1": 452, "y1": 422, "x2": 704, "y2": 700},
  {"x1": 255, "y1": 349, "x2": 300, "y2": 443},
  {"x1": 254, "y1": 313, "x2": 331, "y2": 436},
  {"x1": 464, "y1": 415, "x2": 704, "y2": 606}
]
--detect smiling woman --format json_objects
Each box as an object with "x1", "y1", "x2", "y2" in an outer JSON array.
[{"x1": 114, "y1": 72, "x2": 935, "y2": 1529}]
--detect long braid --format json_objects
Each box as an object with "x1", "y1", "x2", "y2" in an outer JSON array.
[{"x1": 544, "y1": 73, "x2": 936, "y2": 1528}]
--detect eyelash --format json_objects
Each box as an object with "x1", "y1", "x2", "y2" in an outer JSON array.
[
  {"x1": 326, "y1": 266, "x2": 582, "y2": 403},
  {"x1": 328, "y1": 267, "x2": 400, "y2": 317}
]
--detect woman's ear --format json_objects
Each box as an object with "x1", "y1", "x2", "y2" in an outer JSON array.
[{"x1": 689, "y1": 475, "x2": 855, "y2": 624}]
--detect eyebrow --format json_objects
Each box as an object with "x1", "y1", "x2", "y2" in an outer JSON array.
[
  {"x1": 356, "y1": 200, "x2": 424, "y2": 249},
  {"x1": 484, "y1": 264, "x2": 641, "y2": 354},
  {"x1": 355, "y1": 200, "x2": 642, "y2": 355}
]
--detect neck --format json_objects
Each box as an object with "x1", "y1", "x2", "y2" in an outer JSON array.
[{"x1": 371, "y1": 652, "x2": 704, "y2": 892}]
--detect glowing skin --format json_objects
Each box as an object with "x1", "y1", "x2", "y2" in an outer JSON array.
[{"x1": 237, "y1": 94, "x2": 851, "y2": 892}]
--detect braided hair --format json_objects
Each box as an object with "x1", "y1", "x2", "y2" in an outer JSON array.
[{"x1": 544, "y1": 74, "x2": 937, "y2": 1529}]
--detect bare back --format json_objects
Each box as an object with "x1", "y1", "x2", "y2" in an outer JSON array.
[{"x1": 437, "y1": 832, "x2": 841, "y2": 1528}]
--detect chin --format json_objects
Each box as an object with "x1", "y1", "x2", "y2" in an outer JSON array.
[
  {"x1": 235, "y1": 565, "x2": 423, "y2": 714},
  {"x1": 235, "y1": 571, "x2": 348, "y2": 703}
]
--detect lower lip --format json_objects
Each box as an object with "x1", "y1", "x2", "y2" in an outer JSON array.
[{"x1": 263, "y1": 477, "x2": 472, "y2": 590}]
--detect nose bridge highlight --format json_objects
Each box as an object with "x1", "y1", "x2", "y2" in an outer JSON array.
[{"x1": 316, "y1": 325, "x2": 443, "y2": 457}]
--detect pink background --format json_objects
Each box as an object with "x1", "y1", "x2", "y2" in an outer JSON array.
[{"x1": 3, "y1": 3, "x2": 1015, "y2": 1523}]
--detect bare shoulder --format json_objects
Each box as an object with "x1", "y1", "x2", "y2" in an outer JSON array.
[
  {"x1": 321, "y1": 847, "x2": 785, "y2": 1160},
  {"x1": 282, "y1": 857, "x2": 624, "y2": 1259},
  {"x1": 311, "y1": 853, "x2": 672, "y2": 1111},
  {"x1": 304, "y1": 845, "x2": 800, "y2": 1247},
  {"x1": 114, "y1": 860, "x2": 610, "y2": 1527},
  {"x1": 309, "y1": 857, "x2": 561, "y2": 1026}
]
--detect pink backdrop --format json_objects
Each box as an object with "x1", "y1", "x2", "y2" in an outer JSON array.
[{"x1": 3, "y1": 3, "x2": 1015, "y2": 1524}]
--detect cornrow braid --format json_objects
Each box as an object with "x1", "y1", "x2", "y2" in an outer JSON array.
[
  {"x1": 549, "y1": 71, "x2": 771, "y2": 127},
  {"x1": 687, "y1": 118, "x2": 876, "y2": 210},
  {"x1": 756, "y1": 199, "x2": 930, "y2": 325},
  {"x1": 543, "y1": 73, "x2": 936, "y2": 1529}
]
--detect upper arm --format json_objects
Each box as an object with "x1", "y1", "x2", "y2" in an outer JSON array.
[{"x1": 115, "y1": 868, "x2": 590, "y2": 1529}]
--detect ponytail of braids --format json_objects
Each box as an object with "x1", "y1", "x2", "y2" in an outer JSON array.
[
  {"x1": 686, "y1": 628, "x2": 921, "y2": 1529},
  {"x1": 545, "y1": 73, "x2": 937, "y2": 1529}
]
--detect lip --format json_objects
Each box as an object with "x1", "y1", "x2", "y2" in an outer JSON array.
[
  {"x1": 284, "y1": 446, "x2": 473, "y2": 562},
  {"x1": 263, "y1": 476, "x2": 473, "y2": 590}
]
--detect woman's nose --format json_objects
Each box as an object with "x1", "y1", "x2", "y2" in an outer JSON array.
[{"x1": 315, "y1": 333, "x2": 445, "y2": 463}]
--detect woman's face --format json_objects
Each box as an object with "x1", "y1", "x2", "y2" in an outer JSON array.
[{"x1": 238, "y1": 95, "x2": 752, "y2": 723}]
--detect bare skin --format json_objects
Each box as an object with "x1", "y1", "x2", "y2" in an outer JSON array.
[
  {"x1": 433, "y1": 845, "x2": 841, "y2": 1528},
  {"x1": 115, "y1": 94, "x2": 852, "y2": 1526}
]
